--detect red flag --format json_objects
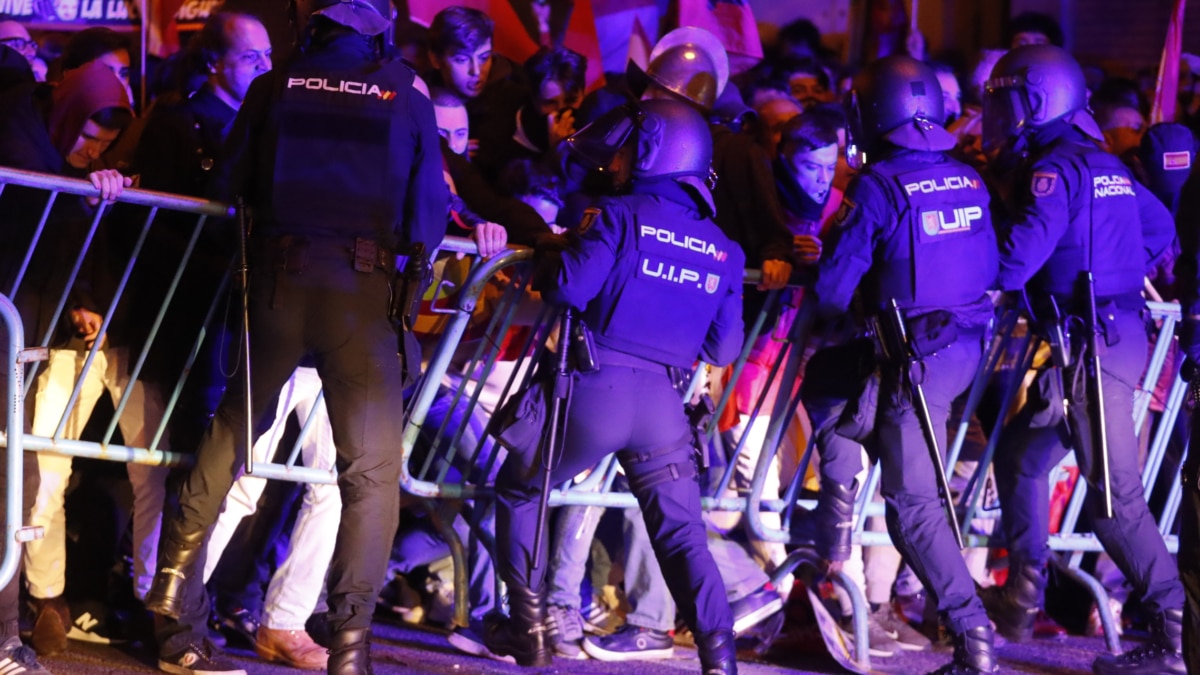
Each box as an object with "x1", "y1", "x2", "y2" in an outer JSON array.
[
  {"x1": 671, "y1": 0, "x2": 763, "y2": 74},
  {"x1": 148, "y1": 0, "x2": 185, "y2": 57},
  {"x1": 1151, "y1": 0, "x2": 1186, "y2": 124},
  {"x1": 408, "y1": 0, "x2": 604, "y2": 91}
]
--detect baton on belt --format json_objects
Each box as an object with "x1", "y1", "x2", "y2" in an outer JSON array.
[
  {"x1": 1079, "y1": 272, "x2": 1114, "y2": 519},
  {"x1": 532, "y1": 309, "x2": 574, "y2": 569},
  {"x1": 237, "y1": 198, "x2": 254, "y2": 475},
  {"x1": 874, "y1": 298, "x2": 964, "y2": 549}
]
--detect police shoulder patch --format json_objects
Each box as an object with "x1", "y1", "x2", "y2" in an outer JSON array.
[
  {"x1": 1164, "y1": 151, "x2": 1192, "y2": 171},
  {"x1": 577, "y1": 207, "x2": 602, "y2": 234},
  {"x1": 1031, "y1": 171, "x2": 1058, "y2": 197}
]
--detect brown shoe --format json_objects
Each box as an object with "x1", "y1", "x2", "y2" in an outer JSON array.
[
  {"x1": 255, "y1": 626, "x2": 329, "y2": 670},
  {"x1": 30, "y1": 595, "x2": 71, "y2": 656}
]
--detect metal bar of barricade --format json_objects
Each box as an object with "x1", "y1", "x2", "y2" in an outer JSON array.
[
  {"x1": 713, "y1": 322, "x2": 794, "y2": 498},
  {"x1": 453, "y1": 274, "x2": 550, "y2": 483},
  {"x1": 26, "y1": 202, "x2": 107, "y2": 401},
  {"x1": 151, "y1": 269, "x2": 231, "y2": 452},
  {"x1": 400, "y1": 247, "x2": 531, "y2": 500},
  {"x1": 0, "y1": 295, "x2": 30, "y2": 591},
  {"x1": 9, "y1": 191, "x2": 58, "y2": 298},
  {"x1": 1142, "y1": 376, "x2": 1186, "y2": 500},
  {"x1": 704, "y1": 289, "x2": 779, "y2": 445},
  {"x1": 431, "y1": 268, "x2": 540, "y2": 486},
  {"x1": 0, "y1": 167, "x2": 234, "y2": 217},
  {"x1": 946, "y1": 309, "x2": 1017, "y2": 471},
  {"x1": 1132, "y1": 309, "x2": 1178, "y2": 429},
  {"x1": 958, "y1": 330, "x2": 1038, "y2": 534},
  {"x1": 1059, "y1": 302, "x2": 1182, "y2": 547}
]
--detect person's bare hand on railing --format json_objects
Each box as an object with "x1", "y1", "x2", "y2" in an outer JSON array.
[
  {"x1": 463, "y1": 221, "x2": 508, "y2": 260},
  {"x1": 85, "y1": 169, "x2": 131, "y2": 207},
  {"x1": 758, "y1": 259, "x2": 793, "y2": 291}
]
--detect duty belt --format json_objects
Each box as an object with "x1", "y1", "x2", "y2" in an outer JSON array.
[
  {"x1": 595, "y1": 347, "x2": 666, "y2": 372},
  {"x1": 258, "y1": 235, "x2": 400, "y2": 274}
]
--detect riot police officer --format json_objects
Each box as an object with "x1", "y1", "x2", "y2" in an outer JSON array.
[
  {"x1": 485, "y1": 98, "x2": 745, "y2": 674},
  {"x1": 815, "y1": 55, "x2": 999, "y2": 674},
  {"x1": 982, "y1": 45, "x2": 1183, "y2": 675},
  {"x1": 143, "y1": 0, "x2": 446, "y2": 673}
]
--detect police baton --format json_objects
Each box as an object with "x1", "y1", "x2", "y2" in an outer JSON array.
[
  {"x1": 1080, "y1": 272, "x2": 1114, "y2": 519},
  {"x1": 532, "y1": 309, "x2": 574, "y2": 569},
  {"x1": 880, "y1": 299, "x2": 965, "y2": 549},
  {"x1": 236, "y1": 197, "x2": 254, "y2": 475}
]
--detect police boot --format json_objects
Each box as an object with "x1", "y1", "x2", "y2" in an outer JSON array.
[
  {"x1": 789, "y1": 479, "x2": 857, "y2": 562},
  {"x1": 925, "y1": 625, "x2": 999, "y2": 674},
  {"x1": 696, "y1": 630, "x2": 738, "y2": 675},
  {"x1": 978, "y1": 564, "x2": 1044, "y2": 643},
  {"x1": 143, "y1": 522, "x2": 206, "y2": 618},
  {"x1": 1092, "y1": 608, "x2": 1184, "y2": 675},
  {"x1": 327, "y1": 627, "x2": 372, "y2": 675},
  {"x1": 482, "y1": 585, "x2": 552, "y2": 666}
]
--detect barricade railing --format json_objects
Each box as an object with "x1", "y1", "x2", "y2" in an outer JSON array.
[{"x1": 0, "y1": 164, "x2": 1186, "y2": 667}]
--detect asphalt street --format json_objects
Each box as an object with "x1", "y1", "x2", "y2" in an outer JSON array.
[{"x1": 34, "y1": 616, "x2": 1128, "y2": 675}]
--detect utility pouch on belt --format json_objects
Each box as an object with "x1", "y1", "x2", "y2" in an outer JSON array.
[
  {"x1": 905, "y1": 310, "x2": 958, "y2": 360},
  {"x1": 569, "y1": 319, "x2": 599, "y2": 373},
  {"x1": 390, "y1": 243, "x2": 430, "y2": 332}
]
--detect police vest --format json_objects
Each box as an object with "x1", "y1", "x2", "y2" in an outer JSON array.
[
  {"x1": 1031, "y1": 142, "x2": 1146, "y2": 300},
  {"x1": 272, "y1": 58, "x2": 415, "y2": 246},
  {"x1": 583, "y1": 192, "x2": 744, "y2": 368},
  {"x1": 869, "y1": 156, "x2": 998, "y2": 311}
]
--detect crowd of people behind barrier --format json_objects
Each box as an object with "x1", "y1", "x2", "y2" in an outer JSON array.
[{"x1": 0, "y1": 4, "x2": 1198, "y2": 675}]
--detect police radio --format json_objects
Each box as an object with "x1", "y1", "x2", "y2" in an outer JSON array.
[{"x1": 569, "y1": 319, "x2": 599, "y2": 373}]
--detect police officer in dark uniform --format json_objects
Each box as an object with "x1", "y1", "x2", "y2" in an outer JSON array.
[
  {"x1": 815, "y1": 55, "x2": 999, "y2": 674},
  {"x1": 1176, "y1": 163, "x2": 1200, "y2": 675},
  {"x1": 484, "y1": 98, "x2": 745, "y2": 675},
  {"x1": 981, "y1": 45, "x2": 1183, "y2": 675},
  {"x1": 142, "y1": 0, "x2": 446, "y2": 673}
]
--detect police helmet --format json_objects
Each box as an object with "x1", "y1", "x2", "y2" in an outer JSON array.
[
  {"x1": 645, "y1": 27, "x2": 729, "y2": 111},
  {"x1": 982, "y1": 44, "x2": 1090, "y2": 153},
  {"x1": 844, "y1": 55, "x2": 955, "y2": 168},
  {"x1": 293, "y1": 0, "x2": 394, "y2": 37},
  {"x1": 633, "y1": 98, "x2": 712, "y2": 180}
]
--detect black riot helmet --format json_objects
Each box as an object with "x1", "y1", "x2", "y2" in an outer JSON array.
[
  {"x1": 291, "y1": 0, "x2": 394, "y2": 42},
  {"x1": 983, "y1": 44, "x2": 1097, "y2": 154},
  {"x1": 844, "y1": 54, "x2": 955, "y2": 168},
  {"x1": 561, "y1": 98, "x2": 714, "y2": 210}
]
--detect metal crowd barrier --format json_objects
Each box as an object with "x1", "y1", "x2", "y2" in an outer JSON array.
[
  {"x1": 0, "y1": 166, "x2": 1189, "y2": 669},
  {"x1": 398, "y1": 248, "x2": 1190, "y2": 668}
]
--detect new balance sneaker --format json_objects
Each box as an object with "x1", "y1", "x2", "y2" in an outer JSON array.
[
  {"x1": 0, "y1": 636, "x2": 50, "y2": 674},
  {"x1": 446, "y1": 623, "x2": 516, "y2": 663},
  {"x1": 582, "y1": 624, "x2": 673, "y2": 662},
  {"x1": 872, "y1": 603, "x2": 931, "y2": 651},
  {"x1": 66, "y1": 601, "x2": 128, "y2": 645},
  {"x1": 546, "y1": 604, "x2": 586, "y2": 659},
  {"x1": 158, "y1": 639, "x2": 248, "y2": 675}
]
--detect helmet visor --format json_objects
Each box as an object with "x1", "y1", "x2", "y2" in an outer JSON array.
[
  {"x1": 561, "y1": 103, "x2": 643, "y2": 170},
  {"x1": 982, "y1": 77, "x2": 1032, "y2": 154}
]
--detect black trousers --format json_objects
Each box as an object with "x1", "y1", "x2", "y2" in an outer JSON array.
[
  {"x1": 159, "y1": 244, "x2": 409, "y2": 652},
  {"x1": 495, "y1": 361, "x2": 733, "y2": 639},
  {"x1": 1180, "y1": 450, "x2": 1199, "y2": 673}
]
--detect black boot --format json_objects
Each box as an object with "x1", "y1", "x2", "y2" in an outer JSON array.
[
  {"x1": 144, "y1": 523, "x2": 206, "y2": 619},
  {"x1": 790, "y1": 479, "x2": 857, "y2": 562},
  {"x1": 1092, "y1": 608, "x2": 1184, "y2": 675},
  {"x1": 482, "y1": 585, "x2": 551, "y2": 666},
  {"x1": 925, "y1": 625, "x2": 999, "y2": 674},
  {"x1": 696, "y1": 630, "x2": 738, "y2": 675},
  {"x1": 327, "y1": 628, "x2": 372, "y2": 675},
  {"x1": 979, "y1": 564, "x2": 1044, "y2": 643}
]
